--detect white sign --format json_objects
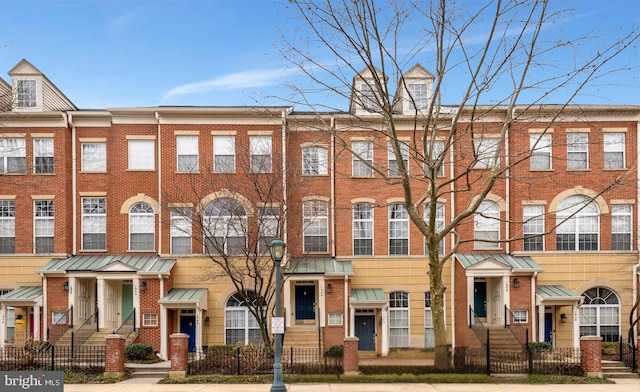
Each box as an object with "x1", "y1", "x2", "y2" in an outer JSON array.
[{"x1": 272, "y1": 317, "x2": 285, "y2": 334}]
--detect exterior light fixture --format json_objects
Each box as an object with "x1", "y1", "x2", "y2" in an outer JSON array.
[
  {"x1": 561, "y1": 314, "x2": 568, "y2": 323},
  {"x1": 513, "y1": 278, "x2": 520, "y2": 288},
  {"x1": 62, "y1": 281, "x2": 69, "y2": 291},
  {"x1": 140, "y1": 281, "x2": 147, "y2": 292},
  {"x1": 327, "y1": 283, "x2": 333, "y2": 294}
]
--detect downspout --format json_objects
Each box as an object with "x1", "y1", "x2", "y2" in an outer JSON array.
[
  {"x1": 68, "y1": 113, "x2": 78, "y2": 254},
  {"x1": 156, "y1": 112, "x2": 162, "y2": 254},
  {"x1": 634, "y1": 117, "x2": 640, "y2": 343},
  {"x1": 504, "y1": 109, "x2": 512, "y2": 254},
  {"x1": 281, "y1": 109, "x2": 289, "y2": 245},
  {"x1": 344, "y1": 274, "x2": 349, "y2": 338},
  {"x1": 331, "y1": 116, "x2": 336, "y2": 258}
]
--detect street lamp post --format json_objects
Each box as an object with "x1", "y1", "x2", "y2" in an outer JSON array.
[{"x1": 269, "y1": 238, "x2": 286, "y2": 392}]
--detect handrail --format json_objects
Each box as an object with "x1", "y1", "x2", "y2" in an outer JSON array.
[
  {"x1": 504, "y1": 305, "x2": 527, "y2": 347},
  {"x1": 47, "y1": 306, "x2": 73, "y2": 345},
  {"x1": 468, "y1": 306, "x2": 488, "y2": 347},
  {"x1": 113, "y1": 308, "x2": 136, "y2": 342},
  {"x1": 71, "y1": 308, "x2": 99, "y2": 350}
]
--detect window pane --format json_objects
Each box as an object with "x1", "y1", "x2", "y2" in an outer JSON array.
[
  {"x1": 128, "y1": 140, "x2": 155, "y2": 170},
  {"x1": 214, "y1": 135, "x2": 235, "y2": 173},
  {"x1": 82, "y1": 143, "x2": 106, "y2": 172},
  {"x1": 604, "y1": 133, "x2": 624, "y2": 169}
]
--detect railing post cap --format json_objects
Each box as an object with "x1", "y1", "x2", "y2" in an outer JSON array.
[{"x1": 580, "y1": 336, "x2": 602, "y2": 341}]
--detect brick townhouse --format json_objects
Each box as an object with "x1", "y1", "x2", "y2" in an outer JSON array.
[{"x1": 0, "y1": 59, "x2": 638, "y2": 360}]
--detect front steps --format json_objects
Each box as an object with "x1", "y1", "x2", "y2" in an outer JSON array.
[
  {"x1": 283, "y1": 326, "x2": 322, "y2": 352},
  {"x1": 602, "y1": 360, "x2": 639, "y2": 379},
  {"x1": 54, "y1": 329, "x2": 138, "y2": 348},
  {"x1": 126, "y1": 361, "x2": 171, "y2": 379}
]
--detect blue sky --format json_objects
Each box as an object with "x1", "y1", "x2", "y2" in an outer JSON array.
[{"x1": 0, "y1": 0, "x2": 638, "y2": 110}]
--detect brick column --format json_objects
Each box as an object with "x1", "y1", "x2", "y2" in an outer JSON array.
[
  {"x1": 104, "y1": 334, "x2": 126, "y2": 377},
  {"x1": 580, "y1": 336, "x2": 603, "y2": 378},
  {"x1": 169, "y1": 333, "x2": 189, "y2": 379},
  {"x1": 343, "y1": 337, "x2": 359, "y2": 374}
]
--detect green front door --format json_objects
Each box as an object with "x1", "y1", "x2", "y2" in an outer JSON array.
[{"x1": 122, "y1": 283, "x2": 133, "y2": 320}]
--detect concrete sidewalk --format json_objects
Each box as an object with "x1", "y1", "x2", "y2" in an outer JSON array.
[{"x1": 62, "y1": 379, "x2": 640, "y2": 392}]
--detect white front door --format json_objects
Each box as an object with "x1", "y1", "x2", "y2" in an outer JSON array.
[{"x1": 104, "y1": 280, "x2": 119, "y2": 330}]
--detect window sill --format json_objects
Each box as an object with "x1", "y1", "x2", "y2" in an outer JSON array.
[
  {"x1": 80, "y1": 249, "x2": 107, "y2": 252},
  {"x1": 127, "y1": 249, "x2": 156, "y2": 253},
  {"x1": 126, "y1": 169, "x2": 156, "y2": 172},
  {"x1": 79, "y1": 171, "x2": 108, "y2": 174},
  {"x1": 212, "y1": 171, "x2": 236, "y2": 174},
  {"x1": 33, "y1": 173, "x2": 55, "y2": 176},
  {"x1": 529, "y1": 169, "x2": 554, "y2": 172},
  {"x1": 566, "y1": 168, "x2": 590, "y2": 172},
  {"x1": 351, "y1": 175, "x2": 375, "y2": 179},
  {"x1": 603, "y1": 167, "x2": 626, "y2": 171},
  {"x1": 302, "y1": 174, "x2": 329, "y2": 177},
  {"x1": 176, "y1": 171, "x2": 200, "y2": 174}
]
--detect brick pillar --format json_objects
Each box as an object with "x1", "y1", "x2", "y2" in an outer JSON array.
[
  {"x1": 343, "y1": 337, "x2": 359, "y2": 374},
  {"x1": 104, "y1": 334, "x2": 126, "y2": 377},
  {"x1": 169, "y1": 333, "x2": 189, "y2": 379},
  {"x1": 580, "y1": 336, "x2": 603, "y2": 378}
]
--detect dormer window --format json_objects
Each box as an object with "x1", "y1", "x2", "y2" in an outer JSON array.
[
  {"x1": 407, "y1": 83, "x2": 428, "y2": 111},
  {"x1": 360, "y1": 83, "x2": 378, "y2": 111},
  {"x1": 16, "y1": 79, "x2": 37, "y2": 108}
]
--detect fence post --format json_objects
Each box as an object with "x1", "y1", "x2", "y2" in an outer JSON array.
[
  {"x1": 50, "y1": 345, "x2": 55, "y2": 371},
  {"x1": 290, "y1": 346, "x2": 293, "y2": 371},
  {"x1": 71, "y1": 332, "x2": 75, "y2": 359},
  {"x1": 468, "y1": 306, "x2": 472, "y2": 328},
  {"x1": 619, "y1": 335, "x2": 623, "y2": 362},
  {"x1": 486, "y1": 329, "x2": 491, "y2": 376},
  {"x1": 343, "y1": 337, "x2": 360, "y2": 375},
  {"x1": 104, "y1": 334, "x2": 126, "y2": 378},
  {"x1": 580, "y1": 336, "x2": 603, "y2": 378},
  {"x1": 236, "y1": 347, "x2": 240, "y2": 376}
]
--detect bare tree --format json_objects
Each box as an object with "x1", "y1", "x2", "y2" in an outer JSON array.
[{"x1": 282, "y1": 0, "x2": 639, "y2": 369}]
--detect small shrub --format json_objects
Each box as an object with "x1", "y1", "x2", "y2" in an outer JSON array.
[
  {"x1": 528, "y1": 342, "x2": 552, "y2": 350},
  {"x1": 324, "y1": 345, "x2": 344, "y2": 358},
  {"x1": 125, "y1": 343, "x2": 154, "y2": 361}
]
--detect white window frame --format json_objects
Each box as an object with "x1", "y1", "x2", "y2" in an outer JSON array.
[
  {"x1": 33, "y1": 138, "x2": 54, "y2": 174},
  {"x1": 353, "y1": 202, "x2": 373, "y2": 256},
  {"x1": 15, "y1": 79, "x2": 38, "y2": 109},
  {"x1": 473, "y1": 136, "x2": 500, "y2": 169},
  {"x1": 604, "y1": 133, "x2": 625, "y2": 170},
  {"x1": 407, "y1": 83, "x2": 428, "y2": 112},
  {"x1": 389, "y1": 203, "x2": 409, "y2": 255},
  {"x1": 389, "y1": 291, "x2": 409, "y2": 348},
  {"x1": 129, "y1": 202, "x2": 155, "y2": 251},
  {"x1": 579, "y1": 287, "x2": 620, "y2": 342},
  {"x1": 611, "y1": 204, "x2": 632, "y2": 251},
  {"x1": 34, "y1": 200, "x2": 54, "y2": 254},
  {"x1": 213, "y1": 135, "x2": 236, "y2": 173},
  {"x1": 303, "y1": 200, "x2": 328, "y2": 253},
  {"x1": 81, "y1": 143, "x2": 107, "y2": 172},
  {"x1": 424, "y1": 202, "x2": 445, "y2": 255},
  {"x1": 388, "y1": 141, "x2": 409, "y2": 177},
  {"x1": 258, "y1": 207, "x2": 279, "y2": 255},
  {"x1": 529, "y1": 133, "x2": 551, "y2": 170},
  {"x1": 360, "y1": 83, "x2": 378, "y2": 111},
  {"x1": 128, "y1": 139, "x2": 155, "y2": 170},
  {"x1": 204, "y1": 198, "x2": 247, "y2": 255},
  {"x1": 176, "y1": 135, "x2": 198, "y2": 173},
  {"x1": 0, "y1": 137, "x2": 27, "y2": 174},
  {"x1": 523, "y1": 205, "x2": 544, "y2": 251},
  {"x1": 424, "y1": 292, "x2": 434, "y2": 349},
  {"x1": 513, "y1": 310, "x2": 528, "y2": 324},
  {"x1": 567, "y1": 132, "x2": 588, "y2": 170},
  {"x1": 250, "y1": 135, "x2": 272, "y2": 173},
  {"x1": 474, "y1": 201, "x2": 500, "y2": 249},
  {"x1": 52, "y1": 311, "x2": 67, "y2": 325},
  {"x1": 0, "y1": 200, "x2": 16, "y2": 254},
  {"x1": 328, "y1": 312, "x2": 343, "y2": 326},
  {"x1": 170, "y1": 207, "x2": 192, "y2": 254},
  {"x1": 424, "y1": 140, "x2": 444, "y2": 177},
  {"x1": 352, "y1": 141, "x2": 373, "y2": 177},
  {"x1": 142, "y1": 313, "x2": 158, "y2": 327},
  {"x1": 225, "y1": 292, "x2": 262, "y2": 345},
  {"x1": 82, "y1": 197, "x2": 106, "y2": 251},
  {"x1": 302, "y1": 146, "x2": 328, "y2": 175},
  {"x1": 556, "y1": 195, "x2": 599, "y2": 251}
]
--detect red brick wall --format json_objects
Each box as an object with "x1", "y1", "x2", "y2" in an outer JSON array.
[
  {"x1": 453, "y1": 261, "x2": 470, "y2": 346},
  {"x1": 509, "y1": 276, "x2": 532, "y2": 341},
  {"x1": 322, "y1": 279, "x2": 347, "y2": 350},
  {"x1": 46, "y1": 277, "x2": 69, "y2": 328},
  {"x1": 135, "y1": 277, "x2": 164, "y2": 351}
]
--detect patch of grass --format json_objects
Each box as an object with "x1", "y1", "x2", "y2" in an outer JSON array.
[
  {"x1": 64, "y1": 372, "x2": 128, "y2": 384},
  {"x1": 126, "y1": 357, "x2": 165, "y2": 364}
]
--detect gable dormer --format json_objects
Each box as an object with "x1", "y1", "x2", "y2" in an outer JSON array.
[
  {"x1": 8, "y1": 59, "x2": 76, "y2": 112},
  {"x1": 395, "y1": 64, "x2": 435, "y2": 115},
  {"x1": 349, "y1": 66, "x2": 388, "y2": 115}
]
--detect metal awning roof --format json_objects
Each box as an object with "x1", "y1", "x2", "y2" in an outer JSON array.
[
  {"x1": 159, "y1": 288, "x2": 208, "y2": 310},
  {"x1": 349, "y1": 288, "x2": 387, "y2": 308},
  {"x1": 285, "y1": 258, "x2": 353, "y2": 276},
  {"x1": 0, "y1": 286, "x2": 43, "y2": 306},
  {"x1": 37, "y1": 255, "x2": 175, "y2": 274},
  {"x1": 456, "y1": 253, "x2": 543, "y2": 272},
  {"x1": 536, "y1": 285, "x2": 583, "y2": 305}
]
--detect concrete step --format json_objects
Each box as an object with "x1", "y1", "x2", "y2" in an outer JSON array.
[
  {"x1": 126, "y1": 362, "x2": 171, "y2": 378},
  {"x1": 602, "y1": 360, "x2": 638, "y2": 379}
]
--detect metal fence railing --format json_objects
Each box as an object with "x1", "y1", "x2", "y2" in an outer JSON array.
[
  {"x1": 461, "y1": 346, "x2": 582, "y2": 376},
  {"x1": 0, "y1": 343, "x2": 104, "y2": 372},
  {"x1": 619, "y1": 336, "x2": 637, "y2": 372},
  {"x1": 188, "y1": 345, "x2": 342, "y2": 376}
]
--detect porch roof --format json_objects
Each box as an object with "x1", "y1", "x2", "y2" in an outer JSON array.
[
  {"x1": 159, "y1": 288, "x2": 208, "y2": 310},
  {"x1": 37, "y1": 255, "x2": 176, "y2": 274},
  {"x1": 536, "y1": 285, "x2": 583, "y2": 305},
  {"x1": 349, "y1": 288, "x2": 387, "y2": 307},
  {"x1": 285, "y1": 258, "x2": 354, "y2": 276},
  {"x1": 456, "y1": 253, "x2": 543, "y2": 272},
  {"x1": 0, "y1": 286, "x2": 42, "y2": 305}
]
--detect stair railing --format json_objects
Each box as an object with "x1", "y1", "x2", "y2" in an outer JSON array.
[
  {"x1": 468, "y1": 306, "x2": 488, "y2": 347},
  {"x1": 47, "y1": 306, "x2": 73, "y2": 345},
  {"x1": 113, "y1": 308, "x2": 136, "y2": 342},
  {"x1": 71, "y1": 308, "x2": 99, "y2": 352},
  {"x1": 504, "y1": 305, "x2": 528, "y2": 348}
]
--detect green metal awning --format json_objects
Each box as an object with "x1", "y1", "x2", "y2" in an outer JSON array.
[
  {"x1": 0, "y1": 286, "x2": 43, "y2": 306},
  {"x1": 536, "y1": 285, "x2": 582, "y2": 305},
  {"x1": 350, "y1": 288, "x2": 387, "y2": 308},
  {"x1": 456, "y1": 253, "x2": 543, "y2": 272},
  {"x1": 159, "y1": 288, "x2": 208, "y2": 310},
  {"x1": 285, "y1": 258, "x2": 354, "y2": 276},
  {"x1": 37, "y1": 255, "x2": 176, "y2": 275}
]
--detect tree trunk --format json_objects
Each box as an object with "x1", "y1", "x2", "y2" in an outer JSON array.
[{"x1": 429, "y1": 257, "x2": 450, "y2": 370}]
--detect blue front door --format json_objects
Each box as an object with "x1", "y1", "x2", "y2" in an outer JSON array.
[
  {"x1": 355, "y1": 315, "x2": 375, "y2": 351},
  {"x1": 180, "y1": 315, "x2": 196, "y2": 352},
  {"x1": 544, "y1": 313, "x2": 553, "y2": 344},
  {"x1": 295, "y1": 285, "x2": 315, "y2": 322}
]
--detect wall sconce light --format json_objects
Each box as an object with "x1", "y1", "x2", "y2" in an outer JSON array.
[
  {"x1": 513, "y1": 278, "x2": 520, "y2": 288},
  {"x1": 561, "y1": 314, "x2": 568, "y2": 323},
  {"x1": 140, "y1": 281, "x2": 147, "y2": 292},
  {"x1": 62, "y1": 281, "x2": 69, "y2": 291},
  {"x1": 204, "y1": 316, "x2": 210, "y2": 326},
  {"x1": 15, "y1": 314, "x2": 24, "y2": 324},
  {"x1": 15, "y1": 314, "x2": 23, "y2": 320},
  {"x1": 327, "y1": 283, "x2": 333, "y2": 294}
]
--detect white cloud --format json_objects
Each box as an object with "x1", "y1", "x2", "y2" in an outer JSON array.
[{"x1": 163, "y1": 68, "x2": 295, "y2": 100}]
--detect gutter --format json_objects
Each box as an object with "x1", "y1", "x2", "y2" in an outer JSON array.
[{"x1": 67, "y1": 113, "x2": 77, "y2": 254}]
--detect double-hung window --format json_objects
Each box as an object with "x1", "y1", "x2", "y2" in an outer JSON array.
[
  {"x1": 353, "y1": 202, "x2": 373, "y2": 255},
  {"x1": 0, "y1": 200, "x2": 15, "y2": 253},
  {"x1": 258, "y1": 207, "x2": 279, "y2": 254},
  {"x1": 82, "y1": 197, "x2": 106, "y2": 250},
  {"x1": 33, "y1": 138, "x2": 54, "y2": 174},
  {"x1": 523, "y1": 205, "x2": 544, "y2": 251},
  {"x1": 352, "y1": 141, "x2": 373, "y2": 177},
  {"x1": 250, "y1": 135, "x2": 272, "y2": 173},
  {"x1": 604, "y1": 133, "x2": 625, "y2": 169},
  {"x1": 81, "y1": 143, "x2": 106, "y2": 172},
  {"x1": 424, "y1": 202, "x2": 445, "y2": 255},
  {"x1": 389, "y1": 203, "x2": 408, "y2": 255},
  {"x1": 389, "y1": 291, "x2": 409, "y2": 348},
  {"x1": 302, "y1": 146, "x2": 328, "y2": 175},
  {"x1": 530, "y1": 133, "x2": 551, "y2": 170},
  {"x1": 128, "y1": 138, "x2": 155, "y2": 170},
  {"x1": 556, "y1": 195, "x2": 599, "y2": 251},
  {"x1": 0, "y1": 138, "x2": 26, "y2": 174},
  {"x1": 360, "y1": 83, "x2": 378, "y2": 111},
  {"x1": 567, "y1": 132, "x2": 588, "y2": 170},
  {"x1": 474, "y1": 201, "x2": 500, "y2": 249},
  {"x1": 34, "y1": 200, "x2": 54, "y2": 253},
  {"x1": 388, "y1": 141, "x2": 409, "y2": 177},
  {"x1": 170, "y1": 207, "x2": 192, "y2": 254},
  {"x1": 303, "y1": 200, "x2": 328, "y2": 253},
  {"x1": 611, "y1": 204, "x2": 632, "y2": 251},
  {"x1": 129, "y1": 202, "x2": 155, "y2": 251},
  {"x1": 424, "y1": 292, "x2": 434, "y2": 348},
  {"x1": 176, "y1": 135, "x2": 198, "y2": 173},
  {"x1": 407, "y1": 83, "x2": 428, "y2": 111},
  {"x1": 424, "y1": 140, "x2": 444, "y2": 178},
  {"x1": 473, "y1": 136, "x2": 500, "y2": 169},
  {"x1": 204, "y1": 198, "x2": 247, "y2": 255},
  {"x1": 16, "y1": 80, "x2": 37, "y2": 108},
  {"x1": 213, "y1": 135, "x2": 235, "y2": 173}
]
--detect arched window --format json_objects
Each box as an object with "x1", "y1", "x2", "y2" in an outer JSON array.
[
  {"x1": 556, "y1": 195, "x2": 599, "y2": 251},
  {"x1": 579, "y1": 287, "x2": 620, "y2": 342},
  {"x1": 225, "y1": 291, "x2": 262, "y2": 345},
  {"x1": 389, "y1": 291, "x2": 409, "y2": 348},
  {"x1": 129, "y1": 202, "x2": 154, "y2": 251},
  {"x1": 474, "y1": 201, "x2": 499, "y2": 249},
  {"x1": 204, "y1": 198, "x2": 247, "y2": 255}
]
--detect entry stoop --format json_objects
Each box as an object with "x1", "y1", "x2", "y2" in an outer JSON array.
[
  {"x1": 602, "y1": 360, "x2": 639, "y2": 379},
  {"x1": 126, "y1": 361, "x2": 171, "y2": 379},
  {"x1": 283, "y1": 326, "x2": 322, "y2": 352}
]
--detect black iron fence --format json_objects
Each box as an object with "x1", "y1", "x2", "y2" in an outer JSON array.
[
  {"x1": 619, "y1": 336, "x2": 637, "y2": 372},
  {"x1": 0, "y1": 342, "x2": 104, "y2": 372},
  {"x1": 461, "y1": 346, "x2": 581, "y2": 376},
  {"x1": 188, "y1": 345, "x2": 342, "y2": 376}
]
